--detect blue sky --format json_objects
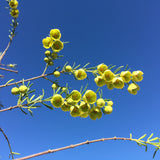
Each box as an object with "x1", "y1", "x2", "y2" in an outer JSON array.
[{"x1": 0, "y1": 0, "x2": 160, "y2": 159}]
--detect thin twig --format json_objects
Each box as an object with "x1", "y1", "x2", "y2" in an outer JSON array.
[
  {"x1": 0, "y1": 127, "x2": 14, "y2": 160},
  {"x1": 0, "y1": 36, "x2": 13, "y2": 64},
  {"x1": 0, "y1": 67, "x2": 18, "y2": 73},
  {"x1": 15, "y1": 137, "x2": 131, "y2": 160},
  {"x1": 0, "y1": 72, "x2": 54, "y2": 88}
]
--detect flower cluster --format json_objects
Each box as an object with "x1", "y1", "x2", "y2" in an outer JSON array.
[
  {"x1": 11, "y1": 85, "x2": 28, "y2": 95},
  {"x1": 94, "y1": 63, "x2": 144, "y2": 95},
  {"x1": 50, "y1": 88, "x2": 113, "y2": 120},
  {"x1": 42, "y1": 29, "x2": 64, "y2": 65},
  {"x1": 9, "y1": 0, "x2": 19, "y2": 18}
]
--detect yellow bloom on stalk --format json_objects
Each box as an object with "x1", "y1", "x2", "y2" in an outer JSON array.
[
  {"x1": 127, "y1": 83, "x2": 140, "y2": 95},
  {"x1": 9, "y1": 0, "x2": 18, "y2": 9},
  {"x1": 120, "y1": 71, "x2": 132, "y2": 83},
  {"x1": 70, "y1": 105, "x2": 81, "y2": 117},
  {"x1": 50, "y1": 29, "x2": 61, "y2": 40},
  {"x1": 97, "y1": 63, "x2": 108, "y2": 75},
  {"x1": 70, "y1": 90, "x2": 81, "y2": 102},
  {"x1": 51, "y1": 94, "x2": 64, "y2": 108},
  {"x1": 132, "y1": 71, "x2": 144, "y2": 82},
  {"x1": 51, "y1": 40, "x2": 63, "y2": 52},
  {"x1": 104, "y1": 105, "x2": 113, "y2": 114},
  {"x1": 83, "y1": 90, "x2": 97, "y2": 104},
  {"x1": 89, "y1": 107, "x2": 102, "y2": 120},
  {"x1": 102, "y1": 69, "x2": 115, "y2": 82},
  {"x1": 94, "y1": 76, "x2": 106, "y2": 87},
  {"x1": 74, "y1": 69, "x2": 87, "y2": 80},
  {"x1": 10, "y1": 9, "x2": 19, "y2": 18},
  {"x1": 42, "y1": 37, "x2": 53, "y2": 49},
  {"x1": 112, "y1": 77, "x2": 124, "y2": 89}
]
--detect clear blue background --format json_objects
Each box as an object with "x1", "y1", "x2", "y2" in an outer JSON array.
[{"x1": 0, "y1": 0, "x2": 160, "y2": 159}]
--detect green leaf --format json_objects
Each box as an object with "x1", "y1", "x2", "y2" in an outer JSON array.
[
  {"x1": 82, "y1": 63, "x2": 90, "y2": 69},
  {"x1": 81, "y1": 84, "x2": 88, "y2": 95},
  {"x1": 153, "y1": 149, "x2": 158, "y2": 158},
  {"x1": 145, "y1": 146, "x2": 147, "y2": 152},
  {"x1": 150, "y1": 137, "x2": 159, "y2": 142},
  {"x1": 28, "y1": 109, "x2": 33, "y2": 116},
  {"x1": 114, "y1": 66, "x2": 124, "y2": 74},
  {"x1": 42, "y1": 102, "x2": 53, "y2": 110},
  {"x1": 130, "y1": 133, "x2": 132, "y2": 139},
  {"x1": 139, "y1": 134, "x2": 147, "y2": 140},
  {"x1": 5, "y1": 79, "x2": 14, "y2": 86},
  {"x1": 74, "y1": 64, "x2": 81, "y2": 70},
  {"x1": 147, "y1": 133, "x2": 154, "y2": 141},
  {"x1": 12, "y1": 152, "x2": 20, "y2": 155},
  {"x1": 30, "y1": 95, "x2": 35, "y2": 102},
  {"x1": 20, "y1": 108, "x2": 28, "y2": 115},
  {"x1": 22, "y1": 79, "x2": 25, "y2": 85}
]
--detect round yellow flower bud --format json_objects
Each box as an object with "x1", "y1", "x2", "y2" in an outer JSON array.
[
  {"x1": 97, "y1": 63, "x2": 108, "y2": 75},
  {"x1": 51, "y1": 94, "x2": 64, "y2": 108},
  {"x1": 94, "y1": 76, "x2": 106, "y2": 87},
  {"x1": 11, "y1": 87, "x2": 19, "y2": 95},
  {"x1": 53, "y1": 71, "x2": 60, "y2": 77},
  {"x1": 52, "y1": 83, "x2": 58, "y2": 90},
  {"x1": 9, "y1": 0, "x2": 18, "y2": 9},
  {"x1": 50, "y1": 29, "x2": 61, "y2": 40},
  {"x1": 112, "y1": 77, "x2": 124, "y2": 89},
  {"x1": 19, "y1": 85, "x2": 28, "y2": 94},
  {"x1": 45, "y1": 50, "x2": 51, "y2": 57},
  {"x1": 132, "y1": 71, "x2": 144, "y2": 82},
  {"x1": 96, "y1": 98, "x2": 105, "y2": 108},
  {"x1": 74, "y1": 69, "x2": 87, "y2": 80},
  {"x1": 83, "y1": 90, "x2": 97, "y2": 104},
  {"x1": 102, "y1": 69, "x2": 114, "y2": 82},
  {"x1": 104, "y1": 105, "x2": 113, "y2": 114},
  {"x1": 107, "y1": 100, "x2": 113, "y2": 106},
  {"x1": 65, "y1": 65, "x2": 72, "y2": 72},
  {"x1": 10, "y1": 9, "x2": 19, "y2": 18},
  {"x1": 51, "y1": 40, "x2": 63, "y2": 52},
  {"x1": 42, "y1": 37, "x2": 53, "y2": 49},
  {"x1": 120, "y1": 71, "x2": 131, "y2": 83}
]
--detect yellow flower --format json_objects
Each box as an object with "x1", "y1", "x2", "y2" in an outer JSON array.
[
  {"x1": 51, "y1": 40, "x2": 63, "y2": 52},
  {"x1": 112, "y1": 77, "x2": 124, "y2": 89},
  {"x1": 107, "y1": 100, "x2": 113, "y2": 106},
  {"x1": 132, "y1": 71, "x2": 144, "y2": 82},
  {"x1": 11, "y1": 87, "x2": 19, "y2": 95},
  {"x1": 94, "y1": 76, "x2": 106, "y2": 87},
  {"x1": 74, "y1": 69, "x2": 87, "y2": 80},
  {"x1": 10, "y1": 9, "x2": 19, "y2": 18},
  {"x1": 102, "y1": 69, "x2": 114, "y2": 82},
  {"x1": 104, "y1": 105, "x2": 113, "y2": 114},
  {"x1": 50, "y1": 29, "x2": 61, "y2": 40},
  {"x1": 120, "y1": 71, "x2": 132, "y2": 83},
  {"x1": 70, "y1": 90, "x2": 81, "y2": 102},
  {"x1": 61, "y1": 101, "x2": 71, "y2": 112},
  {"x1": 65, "y1": 65, "x2": 72, "y2": 72},
  {"x1": 96, "y1": 98, "x2": 105, "y2": 108},
  {"x1": 42, "y1": 37, "x2": 53, "y2": 49},
  {"x1": 9, "y1": 0, "x2": 18, "y2": 9},
  {"x1": 127, "y1": 83, "x2": 140, "y2": 95},
  {"x1": 83, "y1": 90, "x2": 97, "y2": 104},
  {"x1": 53, "y1": 71, "x2": 60, "y2": 77},
  {"x1": 89, "y1": 107, "x2": 102, "y2": 120},
  {"x1": 97, "y1": 63, "x2": 108, "y2": 75},
  {"x1": 51, "y1": 94, "x2": 64, "y2": 108},
  {"x1": 70, "y1": 105, "x2": 81, "y2": 117},
  {"x1": 19, "y1": 85, "x2": 28, "y2": 94},
  {"x1": 79, "y1": 101, "x2": 90, "y2": 112}
]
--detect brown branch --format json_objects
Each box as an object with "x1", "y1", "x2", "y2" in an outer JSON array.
[
  {"x1": 0, "y1": 72, "x2": 53, "y2": 89},
  {"x1": 0, "y1": 36, "x2": 13, "y2": 64},
  {"x1": 0, "y1": 127, "x2": 14, "y2": 160},
  {"x1": 0, "y1": 67, "x2": 18, "y2": 73},
  {"x1": 0, "y1": 105, "x2": 19, "y2": 112},
  {"x1": 15, "y1": 137, "x2": 132, "y2": 160}
]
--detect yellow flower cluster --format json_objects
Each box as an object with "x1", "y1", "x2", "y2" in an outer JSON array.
[
  {"x1": 42, "y1": 29, "x2": 64, "y2": 65},
  {"x1": 9, "y1": 0, "x2": 19, "y2": 18},
  {"x1": 50, "y1": 89, "x2": 113, "y2": 120},
  {"x1": 94, "y1": 63, "x2": 144, "y2": 95},
  {"x1": 11, "y1": 85, "x2": 28, "y2": 95}
]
